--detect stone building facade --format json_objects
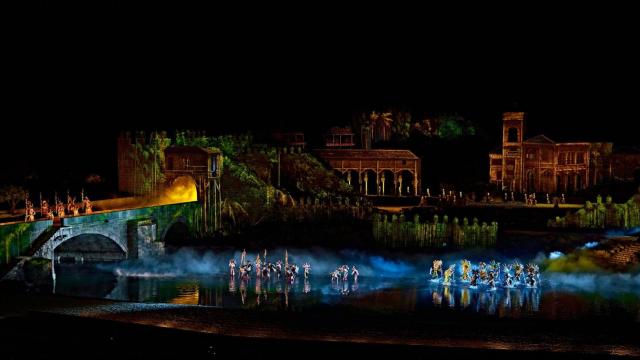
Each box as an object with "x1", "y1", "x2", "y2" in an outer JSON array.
[{"x1": 489, "y1": 112, "x2": 613, "y2": 193}]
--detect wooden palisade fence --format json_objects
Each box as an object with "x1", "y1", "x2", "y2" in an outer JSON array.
[{"x1": 372, "y1": 213, "x2": 498, "y2": 248}]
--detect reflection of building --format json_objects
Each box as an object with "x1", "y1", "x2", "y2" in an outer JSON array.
[
  {"x1": 489, "y1": 112, "x2": 622, "y2": 193},
  {"x1": 315, "y1": 148, "x2": 421, "y2": 196}
]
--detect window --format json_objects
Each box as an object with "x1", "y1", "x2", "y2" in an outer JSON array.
[
  {"x1": 507, "y1": 127, "x2": 519, "y2": 143},
  {"x1": 577, "y1": 153, "x2": 585, "y2": 164},
  {"x1": 167, "y1": 157, "x2": 174, "y2": 170},
  {"x1": 526, "y1": 149, "x2": 536, "y2": 160},
  {"x1": 211, "y1": 155, "x2": 217, "y2": 174}
]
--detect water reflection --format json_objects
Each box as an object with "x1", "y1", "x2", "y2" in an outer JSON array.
[{"x1": 53, "y1": 263, "x2": 640, "y2": 321}]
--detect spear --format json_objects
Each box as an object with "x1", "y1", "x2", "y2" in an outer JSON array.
[{"x1": 284, "y1": 249, "x2": 288, "y2": 269}]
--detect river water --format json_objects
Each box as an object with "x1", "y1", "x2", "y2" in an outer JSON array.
[{"x1": 51, "y1": 248, "x2": 640, "y2": 322}]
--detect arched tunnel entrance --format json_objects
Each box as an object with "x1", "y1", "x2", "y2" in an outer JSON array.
[
  {"x1": 164, "y1": 176, "x2": 198, "y2": 203},
  {"x1": 54, "y1": 234, "x2": 126, "y2": 262},
  {"x1": 163, "y1": 221, "x2": 191, "y2": 247}
]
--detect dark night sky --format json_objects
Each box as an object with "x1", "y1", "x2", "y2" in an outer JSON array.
[{"x1": 3, "y1": 12, "x2": 639, "y2": 192}]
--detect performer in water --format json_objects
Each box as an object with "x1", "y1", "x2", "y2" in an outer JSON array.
[
  {"x1": 460, "y1": 259, "x2": 471, "y2": 282},
  {"x1": 469, "y1": 268, "x2": 480, "y2": 289},
  {"x1": 303, "y1": 262, "x2": 311, "y2": 279},
  {"x1": 255, "y1": 255, "x2": 262, "y2": 277},
  {"x1": 330, "y1": 269, "x2": 340, "y2": 282},
  {"x1": 512, "y1": 261, "x2": 524, "y2": 285},
  {"x1": 525, "y1": 263, "x2": 539, "y2": 288},
  {"x1": 430, "y1": 259, "x2": 443, "y2": 283},
  {"x1": 351, "y1": 265, "x2": 359, "y2": 282},
  {"x1": 478, "y1": 261, "x2": 488, "y2": 284},
  {"x1": 442, "y1": 264, "x2": 455, "y2": 286},
  {"x1": 229, "y1": 259, "x2": 236, "y2": 277},
  {"x1": 502, "y1": 264, "x2": 514, "y2": 288}
]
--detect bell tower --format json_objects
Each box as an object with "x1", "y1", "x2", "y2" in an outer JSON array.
[{"x1": 501, "y1": 112, "x2": 525, "y2": 192}]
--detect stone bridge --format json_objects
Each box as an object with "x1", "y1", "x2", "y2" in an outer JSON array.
[{"x1": 1, "y1": 201, "x2": 200, "y2": 268}]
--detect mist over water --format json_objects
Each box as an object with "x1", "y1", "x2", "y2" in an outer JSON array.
[
  {"x1": 101, "y1": 247, "x2": 543, "y2": 279},
  {"x1": 95, "y1": 246, "x2": 640, "y2": 296}
]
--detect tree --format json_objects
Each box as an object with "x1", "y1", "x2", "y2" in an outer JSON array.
[{"x1": 0, "y1": 185, "x2": 27, "y2": 214}]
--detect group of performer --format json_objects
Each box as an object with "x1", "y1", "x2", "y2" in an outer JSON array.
[
  {"x1": 330, "y1": 264, "x2": 359, "y2": 282},
  {"x1": 229, "y1": 249, "x2": 311, "y2": 283},
  {"x1": 25, "y1": 191, "x2": 92, "y2": 222},
  {"x1": 429, "y1": 259, "x2": 540, "y2": 290}
]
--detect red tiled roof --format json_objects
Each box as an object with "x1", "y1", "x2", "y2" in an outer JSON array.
[{"x1": 314, "y1": 149, "x2": 420, "y2": 160}]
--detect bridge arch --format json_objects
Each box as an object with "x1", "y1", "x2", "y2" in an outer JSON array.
[
  {"x1": 162, "y1": 218, "x2": 191, "y2": 246},
  {"x1": 54, "y1": 233, "x2": 126, "y2": 262}
]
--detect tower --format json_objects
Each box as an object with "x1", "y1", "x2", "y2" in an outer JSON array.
[{"x1": 501, "y1": 112, "x2": 525, "y2": 192}]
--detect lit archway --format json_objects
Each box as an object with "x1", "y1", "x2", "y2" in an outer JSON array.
[
  {"x1": 362, "y1": 170, "x2": 377, "y2": 195},
  {"x1": 397, "y1": 170, "x2": 414, "y2": 196},
  {"x1": 163, "y1": 176, "x2": 198, "y2": 203},
  {"x1": 380, "y1": 170, "x2": 394, "y2": 196}
]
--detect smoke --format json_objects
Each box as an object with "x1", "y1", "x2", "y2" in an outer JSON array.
[
  {"x1": 545, "y1": 272, "x2": 640, "y2": 295},
  {"x1": 543, "y1": 250, "x2": 603, "y2": 273},
  {"x1": 102, "y1": 247, "x2": 547, "y2": 279},
  {"x1": 606, "y1": 227, "x2": 640, "y2": 237},
  {"x1": 582, "y1": 241, "x2": 599, "y2": 249},
  {"x1": 549, "y1": 251, "x2": 565, "y2": 260}
]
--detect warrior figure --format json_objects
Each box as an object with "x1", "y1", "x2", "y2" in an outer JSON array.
[
  {"x1": 56, "y1": 200, "x2": 65, "y2": 218},
  {"x1": 275, "y1": 260, "x2": 283, "y2": 278},
  {"x1": 229, "y1": 259, "x2": 236, "y2": 276},
  {"x1": 502, "y1": 264, "x2": 514, "y2": 288},
  {"x1": 255, "y1": 255, "x2": 262, "y2": 277},
  {"x1": 351, "y1": 265, "x2": 359, "y2": 282},
  {"x1": 40, "y1": 200, "x2": 50, "y2": 217},
  {"x1": 303, "y1": 262, "x2": 311, "y2": 279},
  {"x1": 83, "y1": 196, "x2": 93, "y2": 214},
  {"x1": 478, "y1": 261, "x2": 488, "y2": 283},
  {"x1": 469, "y1": 268, "x2": 480, "y2": 289},
  {"x1": 513, "y1": 261, "x2": 524, "y2": 285},
  {"x1": 342, "y1": 265, "x2": 349, "y2": 282},
  {"x1": 430, "y1": 259, "x2": 443, "y2": 282},
  {"x1": 442, "y1": 264, "x2": 455, "y2": 286},
  {"x1": 487, "y1": 270, "x2": 497, "y2": 291},
  {"x1": 525, "y1": 263, "x2": 539, "y2": 288},
  {"x1": 25, "y1": 200, "x2": 36, "y2": 222},
  {"x1": 460, "y1": 259, "x2": 471, "y2": 282},
  {"x1": 330, "y1": 269, "x2": 340, "y2": 282}
]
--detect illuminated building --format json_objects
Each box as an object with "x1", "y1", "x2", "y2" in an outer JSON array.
[{"x1": 489, "y1": 112, "x2": 620, "y2": 193}]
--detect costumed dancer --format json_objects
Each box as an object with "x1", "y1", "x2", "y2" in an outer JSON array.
[
  {"x1": 502, "y1": 264, "x2": 514, "y2": 288},
  {"x1": 229, "y1": 259, "x2": 236, "y2": 277},
  {"x1": 430, "y1": 259, "x2": 443, "y2": 283},
  {"x1": 460, "y1": 259, "x2": 471, "y2": 282},
  {"x1": 442, "y1": 264, "x2": 455, "y2": 286},
  {"x1": 303, "y1": 262, "x2": 311, "y2": 279},
  {"x1": 351, "y1": 265, "x2": 359, "y2": 282},
  {"x1": 469, "y1": 268, "x2": 480, "y2": 289}
]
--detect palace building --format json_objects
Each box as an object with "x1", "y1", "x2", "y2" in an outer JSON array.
[
  {"x1": 315, "y1": 127, "x2": 421, "y2": 196},
  {"x1": 489, "y1": 112, "x2": 614, "y2": 194}
]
